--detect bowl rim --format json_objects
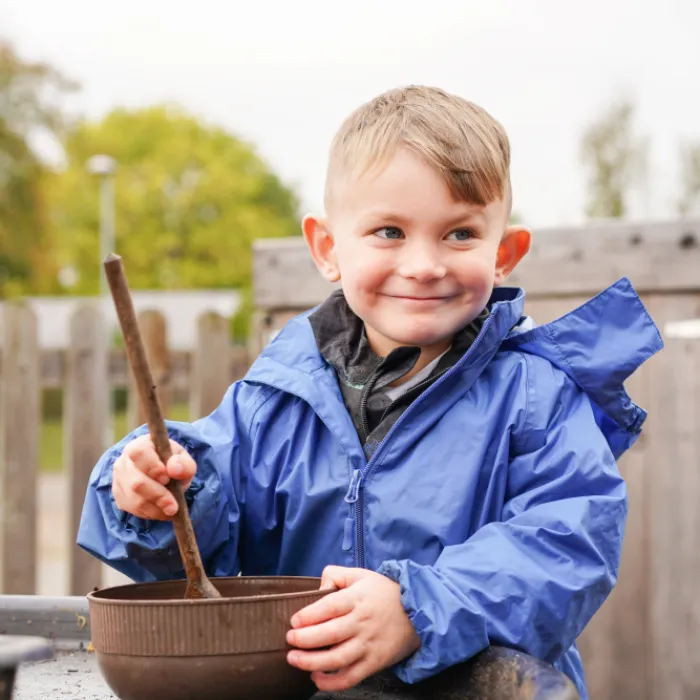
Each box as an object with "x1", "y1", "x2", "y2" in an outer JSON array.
[{"x1": 86, "y1": 575, "x2": 329, "y2": 606}]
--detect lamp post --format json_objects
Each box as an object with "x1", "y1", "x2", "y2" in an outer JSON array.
[
  {"x1": 86, "y1": 155, "x2": 117, "y2": 447},
  {"x1": 86, "y1": 155, "x2": 117, "y2": 298}
]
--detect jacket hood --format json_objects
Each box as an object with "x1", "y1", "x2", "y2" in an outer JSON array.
[{"x1": 504, "y1": 277, "x2": 662, "y2": 457}]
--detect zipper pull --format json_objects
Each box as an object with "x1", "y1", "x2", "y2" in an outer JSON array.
[{"x1": 344, "y1": 469, "x2": 363, "y2": 504}]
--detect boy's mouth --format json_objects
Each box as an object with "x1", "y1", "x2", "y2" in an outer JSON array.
[
  {"x1": 383, "y1": 293, "x2": 455, "y2": 301},
  {"x1": 382, "y1": 294, "x2": 457, "y2": 306}
]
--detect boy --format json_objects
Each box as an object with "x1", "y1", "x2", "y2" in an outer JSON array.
[{"x1": 78, "y1": 86, "x2": 662, "y2": 699}]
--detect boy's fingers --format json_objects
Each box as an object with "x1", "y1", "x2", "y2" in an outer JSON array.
[
  {"x1": 128, "y1": 470, "x2": 178, "y2": 516},
  {"x1": 291, "y1": 590, "x2": 354, "y2": 629},
  {"x1": 125, "y1": 437, "x2": 191, "y2": 482},
  {"x1": 112, "y1": 478, "x2": 128, "y2": 511},
  {"x1": 287, "y1": 614, "x2": 356, "y2": 650},
  {"x1": 311, "y1": 661, "x2": 367, "y2": 693},
  {"x1": 112, "y1": 436, "x2": 192, "y2": 518},
  {"x1": 133, "y1": 500, "x2": 171, "y2": 521},
  {"x1": 287, "y1": 638, "x2": 364, "y2": 674},
  {"x1": 113, "y1": 477, "x2": 173, "y2": 519},
  {"x1": 125, "y1": 436, "x2": 167, "y2": 482}
]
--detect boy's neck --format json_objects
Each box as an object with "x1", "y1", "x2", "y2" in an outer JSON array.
[{"x1": 364, "y1": 328, "x2": 453, "y2": 387}]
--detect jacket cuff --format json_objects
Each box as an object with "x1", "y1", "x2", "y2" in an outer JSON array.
[
  {"x1": 93, "y1": 430, "x2": 219, "y2": 577},
  {"x1": 376, "y1": 560, "x2": 441, "y2": 684},
  {"x1": 109, "y1": 472, "x2": 205, "y2": 537},
  {"x1": 102, "y1": 428, "x2": 203, "y2": 522}
]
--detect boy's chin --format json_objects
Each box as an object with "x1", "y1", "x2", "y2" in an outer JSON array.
[{"x1": 378, "y1": 325, "x2": 460, "y2": 351}]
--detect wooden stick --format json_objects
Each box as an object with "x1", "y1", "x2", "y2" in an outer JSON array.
[{"x1": 103, "y1": 253, "x2": 221, "y2": 599}]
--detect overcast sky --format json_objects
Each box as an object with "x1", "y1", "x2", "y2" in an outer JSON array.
[{"x1": 2, "y1": 0, "x2": 699, "y2": 227}]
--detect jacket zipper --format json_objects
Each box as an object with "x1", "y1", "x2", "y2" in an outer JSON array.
[
  {"x1": 359, "y1": 368, "x2": 383, "y2": 442},
  {"x1": 378, "y1": 368, "x2": 449, "y2": 424},
  {"x1": 343, "y1": 468, "x2": 364, "y2": 565},
  {"x1": 349, "y1": 313, "x2": 496, "y2": 568}
]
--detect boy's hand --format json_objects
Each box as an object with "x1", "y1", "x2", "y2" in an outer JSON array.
[
  {"x1": 286, "y1": 566, "x2": 420, "y2": 692},
  {"x1": 112, "y1": 434, "x2": 196, "y2": 520}
]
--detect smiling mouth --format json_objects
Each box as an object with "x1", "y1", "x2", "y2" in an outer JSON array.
[
  {"x1": 385, "y1": 294, "x2": 454, "y2": 302},
  {"x1": 385, "y1": 294, "x2": 453, "y2": 306}
]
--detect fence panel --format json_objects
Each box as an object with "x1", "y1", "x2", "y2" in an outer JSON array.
[
  {"x1": 0, "y1": 303, "x2": 40, "y2": 594},
  {"x1": 191, "y1": 312, "x2": 230, "y2": 420},
  {"x1": 64, "y1": 304, "x2": 108, "y2": 595},
  {"x1": 127, "y1": 310, "x2": 171, "y2": 430}
]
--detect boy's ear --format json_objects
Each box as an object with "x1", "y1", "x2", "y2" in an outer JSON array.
[
  {"x1": 494, "y1": 226, "x2": 531, "y2": 285},
  {"x1": 302, "y1": 214, "x2": 341, "y2": 283}
]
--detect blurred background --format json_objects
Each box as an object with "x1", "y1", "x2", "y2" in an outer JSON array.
[
  {"x1": 1, "y1": 0, "x2": 699, "y2": 309},
  {"x1": 0, "y1": 1, "x2": 698, "y2": 699}
]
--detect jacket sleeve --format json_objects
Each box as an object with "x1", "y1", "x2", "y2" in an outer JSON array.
[
  {"x1": 77, "y1": 381, "x2": 257, "y2": 583},
  {"x1": 377, "y1": 360, "x2": 628, "y2": 683}
]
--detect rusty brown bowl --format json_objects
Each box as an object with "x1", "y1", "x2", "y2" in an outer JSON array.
[{"x1": 87, "y1": 576, "x2": 330, "y2": 700}]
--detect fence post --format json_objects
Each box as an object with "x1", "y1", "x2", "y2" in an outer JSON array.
[
  {"x1": 128, "y1": 310, "x2": 171, "y2": 428},
  {"x1": 190, "y1": 312, "x2": 230, "y2": 420},
  {"x1": 64, "y1": 304, "x2": 107, "y2": 595},
  {"x1": 0, "y1": 303, "x2": 39, "y2": 593}
]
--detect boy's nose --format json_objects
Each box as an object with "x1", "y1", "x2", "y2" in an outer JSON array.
[{"x1": 397, "y1": 250, "x2": 447, "y2": 282}]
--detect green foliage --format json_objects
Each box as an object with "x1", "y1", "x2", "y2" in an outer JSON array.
[
  {"x1": 48, "y1": 106, "x2": 301, "y2": 336},
  {"x1": 0, "y1": 122, "x2": 45, "y2": 296},
  {"x1": 580, "y1": 98, "x2": 648, "y2": 220},
  {"x1": 0, "y1": 41, "x2": 77, "y2": 298}
]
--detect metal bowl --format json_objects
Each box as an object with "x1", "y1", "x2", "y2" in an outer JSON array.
[{"x1": 87, "y1": 576, "x2": 329, "y2": 700}]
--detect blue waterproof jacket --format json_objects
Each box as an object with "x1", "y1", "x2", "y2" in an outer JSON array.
[{"x1": 78, "y1": 277, "x2": 662, "y2": 699}]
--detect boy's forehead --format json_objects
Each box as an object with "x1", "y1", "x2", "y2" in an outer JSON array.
[
  {"x1": 328, "y1": 174, "x2": 508, "y2": 228},
  {"x1": 326, "y1": 148, "x2": 510, "y2": 226}
]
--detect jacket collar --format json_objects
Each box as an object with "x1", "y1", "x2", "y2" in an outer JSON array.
[
  {"x1": 247, "y1": 286, "x2": 526, "y2": 402},
  {"x1": 306, "y1": 289, "x2": 491, "y2": 391}
]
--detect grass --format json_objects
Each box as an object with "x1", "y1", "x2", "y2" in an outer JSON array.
[{"x1": 40, "y1": 401, "x2": 191, "y2": 473}]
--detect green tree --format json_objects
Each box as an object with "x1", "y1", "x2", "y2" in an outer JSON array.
[
  {"x1": 580, "y1": 98, "x2": 648, "y2": 219},
  {"x1": 677, "y1": 141, "x2": 700, "y2": 216},
  {"x1": 0, "y1": 40, "x2": 76, "y2": 297},
  {"x1": 48, "y1": 105, "x2": 301, "y2": 337}
]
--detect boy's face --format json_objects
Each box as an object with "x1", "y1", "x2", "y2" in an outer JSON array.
[{"x1": 304, "y1": 148, "x2": 530, "y2": 357}]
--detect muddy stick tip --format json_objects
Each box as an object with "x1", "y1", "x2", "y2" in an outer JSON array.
[{"x1": 103, "y1": 252, "x2": 122, "y2": 264}]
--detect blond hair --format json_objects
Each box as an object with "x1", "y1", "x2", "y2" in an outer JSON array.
[{"x1": 325, "y1": 85, "x2": 511, "y2": 210}]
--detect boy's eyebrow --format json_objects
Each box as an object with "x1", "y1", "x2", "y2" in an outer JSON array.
[{"x1": 442, "y1": 210, "x2": 488, "y2": 228}]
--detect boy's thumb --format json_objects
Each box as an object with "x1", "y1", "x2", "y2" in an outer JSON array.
[
  {"x1": 166, "y1": 454, "x2": 195, "y2": 487},
  {"x1": 319, "y1": 565, "x2": 367, "y2": 591}
]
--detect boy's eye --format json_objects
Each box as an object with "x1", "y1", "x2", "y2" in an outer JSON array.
[
  {"x1": 446, "y1": 229, "x2": 474, "y2": 241},
  {"x1": 374, "y1": 227, "x2": 404, "y2": 240}
]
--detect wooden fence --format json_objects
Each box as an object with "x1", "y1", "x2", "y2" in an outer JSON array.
[
  {"x1": 251, "y1": 218, "x2": 700, "y2": 700},
  {"x1": 0, "y1": 304, "x2": 248, "y2": 598}
]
